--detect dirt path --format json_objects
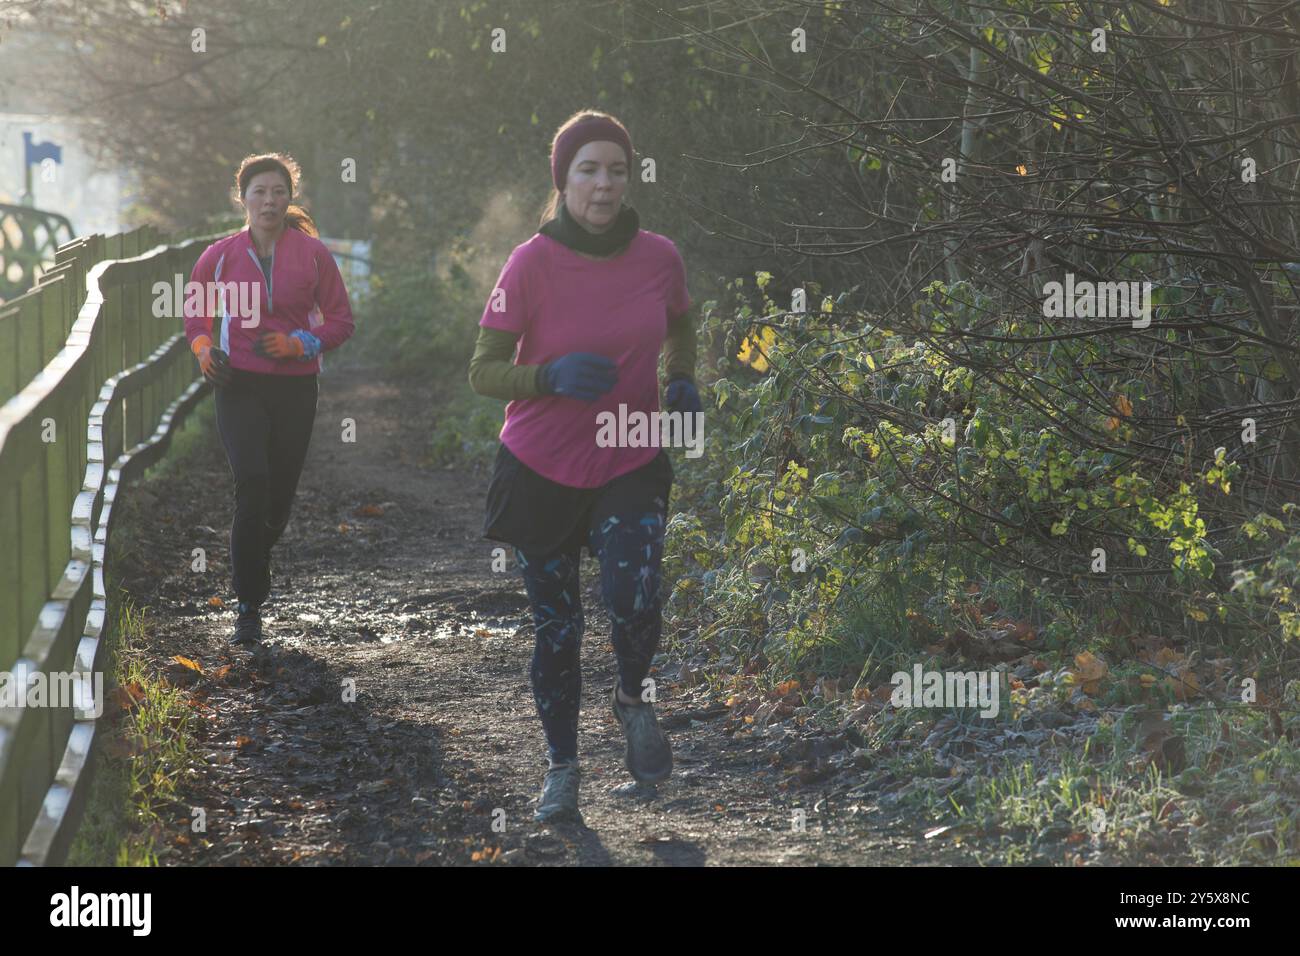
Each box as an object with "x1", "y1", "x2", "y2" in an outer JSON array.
[{"x1": 110, "y1": 364, "x2": 946, "y2": 865}]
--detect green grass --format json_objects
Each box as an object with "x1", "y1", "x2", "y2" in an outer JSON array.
[
  {"x1": 65, "y1": 595, "x2": 201, "y2": 866},
  {"x1": 922, "y1": 702, "x2": 1300, "y2": 865},
  {"x1": 427, "y1": 381, "x2": 505, "y2": 469}
]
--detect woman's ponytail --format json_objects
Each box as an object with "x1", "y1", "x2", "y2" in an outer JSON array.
[{"x1": 284, "y1": 203, "x2": 319, "y2": 237}]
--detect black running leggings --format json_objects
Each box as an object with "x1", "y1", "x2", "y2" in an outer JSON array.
[{"x1": 213, "y1": 371, "x2": 318, "y2": 608}]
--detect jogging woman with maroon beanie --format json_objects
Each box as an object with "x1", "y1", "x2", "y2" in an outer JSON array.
[
  {"x1": 469, "y1": 110, "x2": 701, "y2": 823},
  {"x1": 185, "y1": 153, "x2": 355, "y2": 646}
]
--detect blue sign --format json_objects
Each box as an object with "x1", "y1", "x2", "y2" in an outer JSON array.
[{"x1": 24, "y1": 131, "x2": 62, "y2": 167}]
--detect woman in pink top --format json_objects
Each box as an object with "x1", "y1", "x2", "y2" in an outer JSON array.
[
  {"x1": 469, "y1": 111, "x2": 701, "y2": 823},
  {"x1": 185, "y1": 153, "x2": 355, "y2": 645}
]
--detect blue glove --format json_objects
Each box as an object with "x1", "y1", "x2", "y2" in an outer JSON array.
[
  {"x1": 665, "y1": 376, "x2": 701, "y2": 414},
  {"x1": 289, "y1": 329, "x2": 322, "y2": 360},
  {"x1": 541, "y1": 352, "x2": 618, "y2": 402}
]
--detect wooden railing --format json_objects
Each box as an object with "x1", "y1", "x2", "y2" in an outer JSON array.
[{"x1": 0, "y1": 227, "x2": 220, "y2": 865}]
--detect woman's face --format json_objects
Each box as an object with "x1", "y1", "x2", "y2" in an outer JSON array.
[
  {"x1": 563, "y1": 140, "x2": 628, "y2": 233},
  {"x1": 242, "y1": 170, "x2": 291, "y2": 231}
]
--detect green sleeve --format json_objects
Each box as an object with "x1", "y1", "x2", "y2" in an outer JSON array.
[
  {"x1": 468, "y1": 325, "x2": 548, "y2": 400},
  {"x1": 662, "y1": 306, "x2": 697, "y2": 383}
]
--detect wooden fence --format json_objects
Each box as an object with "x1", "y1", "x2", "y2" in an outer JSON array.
[{"x1": 0, "y1": 227, "x2": 219, "y2": 865}]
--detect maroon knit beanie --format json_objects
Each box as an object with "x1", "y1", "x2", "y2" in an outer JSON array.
[{"x1": 551, "y1": 115, "x2": 634, "y2": 192}]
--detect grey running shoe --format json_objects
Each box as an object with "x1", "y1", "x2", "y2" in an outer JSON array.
[
  {"x1": 612, "y1": 686, "x2": 673, "y2": 783},
  {"x1": 231, "y1": 602, "x2": 262, "y2": 646},
  {"x1": 533, "y1": 762, "x2": 583, "y2": 824}
]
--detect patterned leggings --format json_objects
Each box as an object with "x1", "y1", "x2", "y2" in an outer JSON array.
[{"x1": 515, "y1": 510, "x2": 666, "y2": 766}]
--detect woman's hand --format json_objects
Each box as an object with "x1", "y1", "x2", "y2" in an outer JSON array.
[
  {"x1": 665, "y1": 375, "x2": 701, "y2": 414},
  {"x1": 540, "y1": 352, "x2": 618, "y2": 401},
  {"x1": 254, "y1": 330, "x2": 322, "y2": 360},
  {"x1": 192, "y1": 335, "x2": 233, "y2": 387}
]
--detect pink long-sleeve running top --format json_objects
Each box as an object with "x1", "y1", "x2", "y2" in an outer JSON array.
[{"x1": 183, "y1": 225, "x2": 355, "y2": 375}]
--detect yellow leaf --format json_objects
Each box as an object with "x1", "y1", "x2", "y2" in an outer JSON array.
[
  {"x1": 172, "y1": 655, "x2": 203, "y2": 674},
  {"x1": 1016, "y1": 164, "x2": 1027, "y2": 175},
  {"x1": 1114, "y1": 394, "x2": 1133, "y2": 417},
  {"x1": 736, "y1": 337, "x2": 753, "y2": 364}
]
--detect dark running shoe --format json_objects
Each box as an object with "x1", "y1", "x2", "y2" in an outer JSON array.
[
  {"x1": 231, "y1": 601, "x2": 262, "y2": 645},
  {"x1": 612, "y1": 686, "x2": 673, "y2": 784}
]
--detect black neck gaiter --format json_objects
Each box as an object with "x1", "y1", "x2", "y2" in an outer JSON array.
[{"x1": 538, "y1": 200, "x2": 640, "y2": 256}]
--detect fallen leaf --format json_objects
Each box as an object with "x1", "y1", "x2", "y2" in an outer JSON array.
[
  {"x1": 172, "y1": 655, "x2": 203, "y2": 674},
  {"x1": 1073, "y1": 650, "x2": 1108, "y2": 695},
  {"x1": 1165, "y1": 665, "x2": 1201, "y2": 701},
  {"x1": 208, "y1": 596, "x2": 224, "y2": 607},
  {"x1": 1008, "y1": 620, "x2": 1038, "y2": 642}
]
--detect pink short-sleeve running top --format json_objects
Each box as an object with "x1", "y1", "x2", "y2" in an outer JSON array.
[{"x1": 478, "y1": 229, "x2": 691, "y2": 489}]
